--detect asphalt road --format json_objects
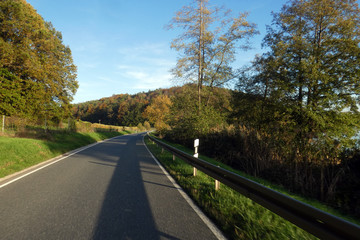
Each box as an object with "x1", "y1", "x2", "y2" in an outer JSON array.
[{"x1": 0, "y1": 133, "x2": 224, "y2": 240}]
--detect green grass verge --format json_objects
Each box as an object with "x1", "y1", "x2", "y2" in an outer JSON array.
[
  {"x1": 0, "y1": 131, "x2": 130, "y2": 178},
  {"x1": 145, "y1": 135, "x2": 320, "y2": 239},
  {"x1": 152, "y1": 135, "x2": 360, "y2": 226}
]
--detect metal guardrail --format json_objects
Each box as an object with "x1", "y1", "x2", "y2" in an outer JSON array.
[{"x1": 147, "y1": 134, "x2": 360, "y2": 240}]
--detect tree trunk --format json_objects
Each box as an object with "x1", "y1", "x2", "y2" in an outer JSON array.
[{"x1": 197, "y1": 0, "x2": 204, "y2": 114}]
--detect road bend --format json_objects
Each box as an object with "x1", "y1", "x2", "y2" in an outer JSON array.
[{"x1": 0, "y1": 133, "x2": 224, "y2": 240}]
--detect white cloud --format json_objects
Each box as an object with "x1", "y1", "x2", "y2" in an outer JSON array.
[
  {"x1": 97, "y1": 76, "x2": 118, "y2": 83},
  {"x1": 113, "y1": 42, "x2": 176, "y2": 91},
  {"x1": 133, "y1": 72, "x2": 172, "y2": 90},
  {"x1": 117, "y1": 42, "x2": 168, "y2": 56},
  {"x1": 125, "y1": 71, "x2": 148, "y2": 80}
]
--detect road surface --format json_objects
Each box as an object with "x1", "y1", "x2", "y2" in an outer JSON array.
[{"x1": 0, "y1": 133, "x2": 225, "y2": 240}]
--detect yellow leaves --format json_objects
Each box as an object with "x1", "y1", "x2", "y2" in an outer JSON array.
[{"x1": 143, "y1": 95, "x2": 172, "y2": 132}]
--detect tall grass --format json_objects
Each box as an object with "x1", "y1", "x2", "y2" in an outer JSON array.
[
  {"x1": 165, "y1": 124, "x2": 360, "y2": 221},
  {"x1": 144, "y1": 136, "x2": 317, "y2": 240}
]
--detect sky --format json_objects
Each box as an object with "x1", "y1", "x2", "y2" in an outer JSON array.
[{"x1": 26, "y1": 0, "x2": 287, "y2": 103}]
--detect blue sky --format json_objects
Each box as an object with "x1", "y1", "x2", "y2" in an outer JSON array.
[{"x1": 27, "y1": 0, "x2": 287, "y2": 103}]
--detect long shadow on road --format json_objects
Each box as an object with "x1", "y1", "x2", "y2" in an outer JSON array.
[
  {"x1": 92, "y1": 134, "x2": 175, "y2": 240},
  {"x1": 91, "y1": 135, "x2": 158, "y2": 239}
]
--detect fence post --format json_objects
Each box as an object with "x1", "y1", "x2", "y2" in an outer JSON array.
[
  {"x1": 193, "y1": 139, "x2": 199, "y2": 176},
  {"x1": 2, "y1": 115, "x2": 4, "y2": 133},
  {"x1": 44, "y1": 115, "x2": 47, "y2": 133}
]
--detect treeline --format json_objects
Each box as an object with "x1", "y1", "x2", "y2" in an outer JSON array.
[
  {"x1": 71, "y1": 85, "x2": 232, "y2": 128},
  {"x1": 0, "y1": 0, "x2": 78, "y2": 122}
]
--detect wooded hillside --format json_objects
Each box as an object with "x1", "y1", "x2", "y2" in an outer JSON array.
[{"x1": 71, "y1": 84, "x2": 233, "y2": 128}]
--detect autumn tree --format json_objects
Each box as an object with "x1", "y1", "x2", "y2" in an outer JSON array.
[
  {"x1": 167, "y1": 0, "x2": 258, "y2": 111},
  {"x1": 143, "y1": 121, "x2": 151, "y2": 130},
  {"x1": 0, "y1": 0, "x2": 78, "y2": 119},
  {"x1": 143, "y1": 95, "x2": 172, "y2": 135}
]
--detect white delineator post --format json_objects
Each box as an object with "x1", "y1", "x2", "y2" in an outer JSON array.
[{"x1": 193, "y1": 139, "x2": 199, "y2": 176}]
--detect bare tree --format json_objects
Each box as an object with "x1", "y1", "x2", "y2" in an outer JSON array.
[{"x1": 167, "y1": 0, "x2": 258, "y2": 112}]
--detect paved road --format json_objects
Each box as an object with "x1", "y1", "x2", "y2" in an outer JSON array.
[{"x1": 0, "y1": 133, "x2": 224, "y2": 240}]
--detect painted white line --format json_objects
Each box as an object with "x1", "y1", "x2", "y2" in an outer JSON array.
[
  {"x1": 0, "y1": 135, "x2": 122, "y2": 189},
  {"x1": 142, "y1": 136, "x2": 228, "y2": 240}
]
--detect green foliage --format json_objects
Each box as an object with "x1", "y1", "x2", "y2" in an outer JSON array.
[
  {"x1": 0, "y1": 131, "x2": 127, "y2": 178},
  {"x1": 229, "y1": 0, "x2": 360, "y2": 218},
  {"x1": 145, "y1": 136, "x2": 317, "y2": 240},
  {"x1": 167, "y1": 85, "x2": 228, "y2": 141},
  {"x1": 0, "y1": 0, "x2": 78, "y2": 119},
  {"x1": 0, "y1": 68, "x2": 24, "y2": 116},
  {"x1": 235, "y1": 0, "x2": 360, "y2": 154}
]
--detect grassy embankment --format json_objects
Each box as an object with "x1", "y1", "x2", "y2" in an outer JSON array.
[
  {"x1": 145, "y1": 135, "x2": 360, "y2": 240},
  {"x1": 0, "y1": 131, "x2": 130, "y2": 178}
]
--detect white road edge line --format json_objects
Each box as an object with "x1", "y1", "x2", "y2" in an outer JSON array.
[
  {"x1": 142, "y1": 135, "x2": 228, "y2": 240},
  {"x1": 0, "y1": 136, "x2": 121, "y2": 189}
]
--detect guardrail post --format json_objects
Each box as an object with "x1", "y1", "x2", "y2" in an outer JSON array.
[
  {"x1": 146, "y1": 134, "x2": 360, "y2": 239},
  {"x1": 173, "y1": 154, "x2": 176, "y2": 161},
  {"x1": 215, "y1": 180, "x2": 220, "y2": 191},
  {"x1": 193, "y1": 139, "x2": 199, "y2": 176}
]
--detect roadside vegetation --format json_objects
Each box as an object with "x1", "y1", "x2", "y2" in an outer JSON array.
[
  {"x1": 0, "y1": 119, "x2": 136, "y2": 178},
  {"x1": 145, "y1": 135, "x2": 318, "y2": 240},
  {"x1": 0, "y1": 131, "x2": 120, "y2": 178}
]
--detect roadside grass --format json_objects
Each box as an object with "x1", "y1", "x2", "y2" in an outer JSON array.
[
  {"x1": 145, "y1": 136, "x2": 318, "y2": 240},
  {"x1": 0, "y1": 131, "x2": 130, "y2": 178},
  {"x1": 153, "y1": 135, "x2": 360, "y2": 226}
]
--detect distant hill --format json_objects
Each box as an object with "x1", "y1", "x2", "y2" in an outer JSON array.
[
  {"x1": 72, "y1": 86, "x2": 186, "y2": 126},
  {"x1": 71, "y1": 85, "x2": 233, "y2": 127}
]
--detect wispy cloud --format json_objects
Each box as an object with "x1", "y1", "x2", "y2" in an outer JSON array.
[{"x1": 115, "y1": 42, "x2": 176, "y2": 91}]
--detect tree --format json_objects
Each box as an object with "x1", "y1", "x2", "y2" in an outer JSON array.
[
  {"x1": 143, "y1": 95, "x2": 172, "y2": 135},
  {"x1": 143, "y1": 121, "x2": 151, "y2": 130},
  {"x1": 167, "y1": 0, "x2": 258, "y2": 112},
  {"x1": 0, "y1": 0, "x2": 78, "y2": 119},
  {"x1": 168, "y1": 85, "x2": 226, "y2": 141},
  {"x1": 234, "y1": 0, "x2": 360, "y2": 200},
  {"x1": 239, "y1": 0, "x2": 360, "y2": 150}
]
